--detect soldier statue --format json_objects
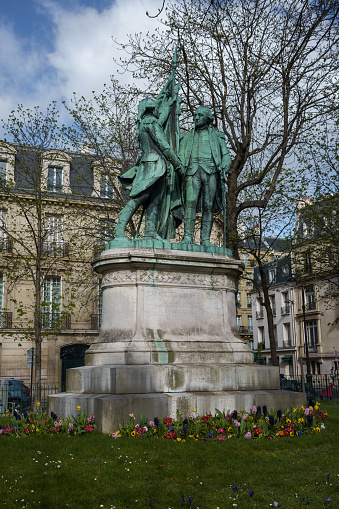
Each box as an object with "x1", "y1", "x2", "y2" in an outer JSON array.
[
  {"x1": 114, "y1": 98, "x2": 182, "y2": 241},
  {"x1": 178, "y1": 106, "x2": 231, "y2": 246}
]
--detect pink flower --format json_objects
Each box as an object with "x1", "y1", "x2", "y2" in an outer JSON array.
[
  {"x1": 148, "y1": 420, "x2": 155, "y2": 427},
  {"x1": 189, "y1": 413, "x2": 195, "y2": 420},
  {"x1": 242, "y1": 413, "x2": 249, "y2": 420},
  {"x1": 252, "y1": 406, "x2": 257, "y2": 413},
  {"x1": 111, "y1": 432, "x2": 120, "y2": 438},
  {"x1": 233, "y1": 420, "x2": 241, "y2": 428},
  {"x1": 244, "y1": 432, "x2": 252, "y2": 439},
  {"x1": 68, "y1": 423, "x2": 73, "y2": 431},
  {"x1": 217, "y1": 428, "x2": 224, "y2": 433},
  {"x1": 304, "y1": 408, "x2": 310, "y2": 416}
]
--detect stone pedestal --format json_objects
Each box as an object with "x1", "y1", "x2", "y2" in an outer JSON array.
[{"x1": 48, "y1": 247, "x2": 305, "y2": 432}]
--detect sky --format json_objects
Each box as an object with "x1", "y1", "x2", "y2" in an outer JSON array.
[{"x1": 0, "y1": 0, "x2": 165, "y2": 132}]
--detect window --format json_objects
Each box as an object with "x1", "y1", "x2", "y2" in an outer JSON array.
[
  {"x1": 99, "y1": 219, "x2": 115, "y2": 244},
  {"x1": 268, "y1": 269, "x2": 276, "y2": 283},
  {"x1": 237, "y1": 315, "x2": 242, "y2": 328},
  {"x1": 306, "y1": 320, "x2": 318, "y2": 350},
  {"x1": 258, "y1": 326, "x2": 265, "y2": 345},
  {"x1": 281, "y1": 264, "x2": 289, "y2": 276},
  {"x1": 248, "y1": 315, "x2": 253, "y2": 332},
  {"x1": 241, "y1": 253, "x2": 248, "y2": 266},
  {"x1": 256, "y1": 299, "x2": 264, "y2": 318},
  {"x1": 43, "y1": 277, "x2": 61, "y2": 328},
  {"x1": 304, "y1": 251, "x2": 312, "y2": 274},
  {"x1": 305, "y1": 285, "x2": 316, "y2": 310},
  {"x1": 283, "y1": 323, "x2": 291, "y2": 346},
  {"x1": 236, "y1": 292, "x2": 241, "y2": 306},
  {"x1": 245, "y1": 273, "x2": 252, "y2": 286},
  {"x1": 47, "y1": 167, "x2": 63, "y2": 192},
  {"x1": 100, "y1": 174, "x2": 114, "y2": 199},
  {"x1": 43, "y1": 150, "x2": 72, "y2": 194},
  {"x1": 44, "y1": 215, "x2": 63, "y2": 255},
  {"x1": 0, "y1": 161, "x2": 7, "y2": 181},
  {"x1": 247, "y1": 293, "x2": 252, "y2": 308},
  {"x1": 270, "y1": 295, "x2": 276, "y2": 315}
]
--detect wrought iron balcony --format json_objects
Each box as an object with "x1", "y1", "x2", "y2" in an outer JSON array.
[
  {"x1": 0, "y1": 312, "x2": 12, "y2": 328},
  {"x1": 42, "y1": 241, "x2": 70, "y2": 257},
  {"x1": 305, "y1": 301, "x2": 316, "y2": 311},
  {"x1": 237, "y1": 325, "x2": 253, "y2": 333},
  {"x1": 42, "y1": 312, "x2": 71, "y2": 330},
  {"x1": 256, "y1": 310, "x2": 264, "y2": 319},
  {"x1": 0, "y1": 238, "x2": 13, "y2": 253},
  {"x1": 281, "y1": 304, "x2": 291, "y2": 314}
]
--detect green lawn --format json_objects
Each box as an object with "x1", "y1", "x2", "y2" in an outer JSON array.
[{"x1": 0, "y1": 402, "x2": 338, "y2": 509}]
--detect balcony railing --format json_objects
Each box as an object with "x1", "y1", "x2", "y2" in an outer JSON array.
[
  {"x1": 42, "y1": 241, "x2": 70, "y2": 257},
  {"x1": 256, "y1": 310, "x2": 264, "y2": 319},
  {"x1": 281, "y1": 304, "x2": 290, "y2": 314},
  {"x1": 90, "y1": 313, "x2": 102, "y2": 330},
  {"x1": 305, "y1": 301, "x2": 316, "y2": 311},
  {"x1": 238, "y1": 326, "x2": 253, "y2": 334},
  {"x1": 272, "y1": 306, "x2": 276, "y2": 316},
  {"x1": 42, "y1": 312, "x2": 71, "y2": 330},
  {"x1": 0, "y1": 238, "x2": 13, "y2": 253},
  {"x1": 0, "y1": 312, "x2": 12, "y2": 328},
  {"x1": 281, "y1": 340, "x2": 295, "y2": 349}
]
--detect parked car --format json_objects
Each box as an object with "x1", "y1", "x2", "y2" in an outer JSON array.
[
  {"x1": 279, "y1": 374, "x2": 302, "y2": 392},
  {"x1": 0, "y1": 378, "x2": 30, "y2": 411}
]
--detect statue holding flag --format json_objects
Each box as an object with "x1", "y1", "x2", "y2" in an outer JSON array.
[{"x1": 114, "y1": 50, "x2": 183, "y2": 241}]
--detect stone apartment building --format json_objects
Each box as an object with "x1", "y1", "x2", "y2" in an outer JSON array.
[
  {"x1": 0, "y1": 142, "x2": 118, "y2": 389},
  {"x1": 251, "y1": 198, "x2": 339, "y2": 376}
]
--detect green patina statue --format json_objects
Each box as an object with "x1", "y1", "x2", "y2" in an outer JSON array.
[
  {"x1": 111, "y1": 50, "x2": 232, "y2": 253},
  {"x1": 178, "y1": 106, "x2": 232, "y2": 246},
  {"x1": 114, "y1": 97, "x2": 182, "y2": 241}
]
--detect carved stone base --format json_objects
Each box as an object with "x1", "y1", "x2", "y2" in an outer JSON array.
[
  {"x1": 48, "y1": 247, "x2": 307, "y2": 431},
  {"x1": 87, "y1": 247, "x2": 252, "y2": 365}
]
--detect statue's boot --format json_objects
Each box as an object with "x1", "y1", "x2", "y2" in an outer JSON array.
[
  {"x1": 179, "y1": 216, "x2": 195, "y2": 244},
  {"x1": 114, "y1": 201, "x2": 138, "y2": 239},
  {"x1": 200, "y1": 212, "x2": 215, "y2": 247},
  {"x1": 143, "y1": 206, "x2": 163, "y2": 241}
]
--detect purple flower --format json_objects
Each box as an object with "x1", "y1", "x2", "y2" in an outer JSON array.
[
  {"x1": 326, "y1": 497, "x2": 331, "y2": 502},
  {"x1": 277, "y1": 410, "x2": 282, "y2": 419},
  {"x1": 273, "y1": 503, "x2": 278, "y2": 508},
  {"x1": 249, "y1": 490, "x2": 254, "y2": 497},
  {"x1": 51, "y1": 411, "x2": 57, "y2": 420},
  {"x1": 232, "y1": 485, "x2": 238, "y2": 493},
  {"x1": 232, "y1": 410, "x2": 237, "y2": 419},
  {"x1": 189, "y1": 497, "x2": 193, "y2": 505},
  {"x1": 181, "y1": 495, "x2": 185, "y2": 501},
  {"x1": 23, "y1": 410, "x2": 28, "y2": 419},
  {"x1": 263, "y1": 405, "x2": 267, "y2": 415},
  {"x1": 183, "y1": 418, "x2": 188, "y2": 425},
  {"x1": 148, "y1": 502, "x2": 152, "y2": 507},
  {"x1": 326, "y1": 473, "x2": 330, "y2": 480},
  {"x1": 307, "y1": 415, "x2": 313, "y2": 424},
  {"x1": 257, "y1": 406, "x2": 261, "y2": 415},
  {"x1": 269, "y1": 415, "x2": 274, "y2": 426},
  {"x1": 154, "y1": 417, "x2": 159, "y2": 426}
]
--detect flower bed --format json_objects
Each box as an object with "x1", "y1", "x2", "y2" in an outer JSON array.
[
  {"x1": 0, "y1": 404, "x2": 96, "y2": 437},
  {"x1": 113, "y1": 403, "x2": 330, "y2": 441}
]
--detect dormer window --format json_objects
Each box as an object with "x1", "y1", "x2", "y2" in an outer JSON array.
[
  {"x1": 47, "y1": 167, "x2": 63, "y2": 193},
  {"x1": 0, "y1": 142, "x2": 17, "y2": 185},
  {"x1": 0, "y1": 161, "x2": 7, "y2": 180},
  {"x1": 100, "y1": 174, "x2": 114, "y2": 199},
  {"x1": 92, "y1": 157, "x2": 119, "y2": 199},
  {"x1": 42, "y1": 151, "x2": 72, "y2": 194}
]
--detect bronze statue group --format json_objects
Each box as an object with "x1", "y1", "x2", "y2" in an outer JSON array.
[{"x1": 114, "y1": 54, "x2": 231, "y2": 248}]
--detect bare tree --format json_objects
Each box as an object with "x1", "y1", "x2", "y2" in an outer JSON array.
[{"x1": 117, "y1": 0, "x2": 339, "y2": 255}]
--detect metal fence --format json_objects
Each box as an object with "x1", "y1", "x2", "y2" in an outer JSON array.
[
  {"x1": 0, "y1": 381, "x2": 59, "y2": 414},
  {"x1": 280, "y1": 374, "x2": 339, "y2": 402}
]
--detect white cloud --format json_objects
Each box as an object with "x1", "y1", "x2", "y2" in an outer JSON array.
[
  {"x1": 45, "y1": 0, "x2": 164, "y2": 99},
  {"x1": 0, "y1": 0, "x2": 165, "y2": 131}
]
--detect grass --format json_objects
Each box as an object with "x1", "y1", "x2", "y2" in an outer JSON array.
[{"x1": 0, "y1": 402, "x2": 338, "y2": 509}]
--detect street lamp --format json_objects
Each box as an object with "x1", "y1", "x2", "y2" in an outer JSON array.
[{"x1": 287, "y1": 275, "x2": 313, "y2": 391}]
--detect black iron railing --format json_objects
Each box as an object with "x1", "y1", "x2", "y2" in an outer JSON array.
[
  {"x1": 42, "y1": 241, "x2": 70, "y2": 257},
  {"x1": 42, "y1": 312, "x2": 71, "y2": 330},
  {"x1": 0, "y1": 312, "x2": 12, "y2": 328}
]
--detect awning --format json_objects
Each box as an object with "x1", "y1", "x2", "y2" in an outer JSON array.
[
  {"x1": 268, "y1": 356, "x2": 279, "y2": 362},
  {"x1": 282, "y1": 355, "x2": 293, "y2": 361}
]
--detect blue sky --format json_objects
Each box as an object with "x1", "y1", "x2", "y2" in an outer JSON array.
[{"x1": 0, "y1": 0, "x2": 164, "y2": 131}]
